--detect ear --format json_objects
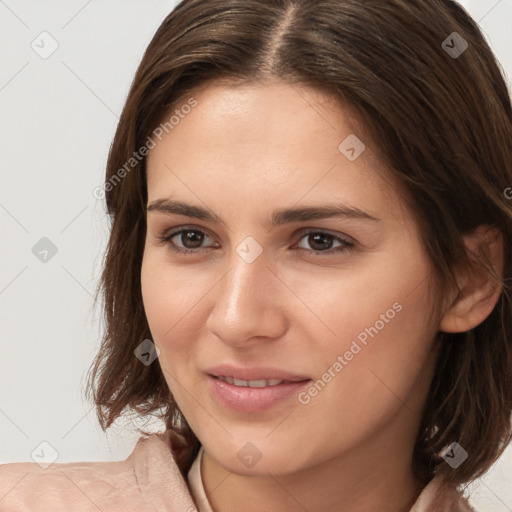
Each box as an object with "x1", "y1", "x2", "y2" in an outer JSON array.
[{"x1": 439, "y1": 225, "x2": 504, "y2": 333}]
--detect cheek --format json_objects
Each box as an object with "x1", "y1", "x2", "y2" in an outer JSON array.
[
  {"x1": 141, "y1": 247, "x2": 185, "y2": 323},
  {"x1": 140, "y1": 253, "x2": 206, "y2": 408},
  {"x1": 140, "y1": 248, "x2": 216, "y2": 363},
  {"x1": 286, "y1": 290, "x2": 436, "y2": 472},
  {"x1": 292, "y1": 248, "x2": 432, "y2": 358},
  {"x1": 308, "y1": 275, "x2": 436, "y2": 434},
  {"x1": 299, "y1": 248, "x2": 436, "y2": 414},
  {"x1": 141, "y1": 251, "x2": 189, "y2": 352}
]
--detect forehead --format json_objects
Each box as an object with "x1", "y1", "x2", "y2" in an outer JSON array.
[
  {"x1": 150, "y1": 80, "x2": 362, "y2": 161},
  {"x1": 146, "y1": 80, "x2": 405, "y2": 224}
]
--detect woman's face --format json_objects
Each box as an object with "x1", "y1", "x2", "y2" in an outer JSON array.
[{"x1": 141, "y1": 79, "x2": 440, "y2": 476}]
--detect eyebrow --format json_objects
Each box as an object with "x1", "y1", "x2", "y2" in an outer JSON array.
[{"x1": 147, "y1": 198, "x2": 380, "y2": 226}]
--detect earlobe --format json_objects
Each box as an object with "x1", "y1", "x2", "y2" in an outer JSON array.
[{"x1": 439, "y1": 225, "x2": 504, "y2": 334}]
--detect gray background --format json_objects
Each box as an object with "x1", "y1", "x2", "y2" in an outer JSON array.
[{"x1": 1, "y1": 1, "x2": 511, "y2": 510}]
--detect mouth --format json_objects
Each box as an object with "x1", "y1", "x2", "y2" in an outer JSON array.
[
  {"x1": 206, "y1": 369, "x2": 312, "y2": 413},
  {"x1": 210, "y1": 375, "x2": 307, "y2": 388},
  {"x1": 206, "y1": 364, "x2": 311, "y2": 383}
]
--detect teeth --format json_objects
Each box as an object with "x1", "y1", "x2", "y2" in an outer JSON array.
[
  {"x1": 218, "y1": 376, "x2": 285, "y2": 387},
  {"x1": 265, "y1": 379, "x2": 284, "y2": 386}
]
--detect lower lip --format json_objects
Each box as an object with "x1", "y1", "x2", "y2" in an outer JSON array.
[{"x1": 206, "y1": 374, "x2": 311, "y2": 413}]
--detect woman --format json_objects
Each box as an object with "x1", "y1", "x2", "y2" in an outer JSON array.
[{"x1": 1, "y1": 0, "x2": 511, "y2": 510}]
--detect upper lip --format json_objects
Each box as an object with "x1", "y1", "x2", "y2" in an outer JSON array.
[{"x1": 206, "y1": 364, "x2": 311, "y2": 382}]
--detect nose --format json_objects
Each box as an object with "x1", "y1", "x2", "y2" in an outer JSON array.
[{"x1": 205, "y1": 245, "x2": 288, "y2": 348}]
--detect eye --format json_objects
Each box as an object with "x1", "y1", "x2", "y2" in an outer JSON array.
[
  {"x1": 158, "y1": 227, "x2": 355, "y2": 256},
  {"x1": 159, "y1": 227, "x2": 217, "y2": 255},
  {"x1": 294, "y1": 229, "x2": 355, "y2": 255}
]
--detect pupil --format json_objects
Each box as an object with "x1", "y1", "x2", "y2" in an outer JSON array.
[
  {"x1": 310, "y1": 233, "x2": 332, "y2": 251},
  {"x1": 184, "y1": 231, "x2": 203, "y2": 248}
]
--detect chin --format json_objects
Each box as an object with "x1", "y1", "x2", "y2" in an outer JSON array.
[{"x1": 207, "y1": 441, "x2": 311, "y2": 477}]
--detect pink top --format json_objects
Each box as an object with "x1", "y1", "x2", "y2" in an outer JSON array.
[{"x1": 0, "y1": 430, "x2": 475, "y2": 511}]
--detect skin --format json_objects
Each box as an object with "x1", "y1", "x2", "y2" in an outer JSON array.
[{"x1": 140, "y1": 79, "x2": 503, "y2": 512}]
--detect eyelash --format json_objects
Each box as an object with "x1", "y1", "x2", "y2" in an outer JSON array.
[{"x1": 157, "y1": 227, "x2": 355, "y2": 257}]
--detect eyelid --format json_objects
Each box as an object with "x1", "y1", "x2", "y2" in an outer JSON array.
[
  {"x1": 159, "y1": 225, "x2": 355, "y2": 244},
  {"x1": 160, "y1": 224, "x2": 216, "y2": 244},
  {"x1": 294, "y1": 226, "x2": 356, "y2": 244}
]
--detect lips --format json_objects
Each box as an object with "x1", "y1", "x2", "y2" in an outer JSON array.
[
  {"x1": 205, "y1": 364, "x2": 311, "y2": 413},
  {"x1": 206, "y1": 363, "x2": 310, "y2": 382}
]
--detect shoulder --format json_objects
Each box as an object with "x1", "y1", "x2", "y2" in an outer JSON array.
[
  {"x1": 0, "y1": 431, "x2": 198, "y2": 512},
  {"x1": 0, "y1": 460, "x2": 106, "y2": 509},
  {"x1": 410, "y1": 476, "x2": 476, "y2": 512},
  {"x1": 0, "y1": 458, "x2": 119, "y2": 511}
]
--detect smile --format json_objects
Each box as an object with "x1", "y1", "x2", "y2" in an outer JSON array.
[
  {"x1": 207, "y1": 374, "x2": 311, "y2": 413},
  {"x1": 216, "y1": 376, "x2": 288, "y2": 387}
]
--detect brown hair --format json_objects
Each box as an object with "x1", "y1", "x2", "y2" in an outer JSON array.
[{"x1": 85, "y1": 0, "x2": 512, "y2": 489}]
